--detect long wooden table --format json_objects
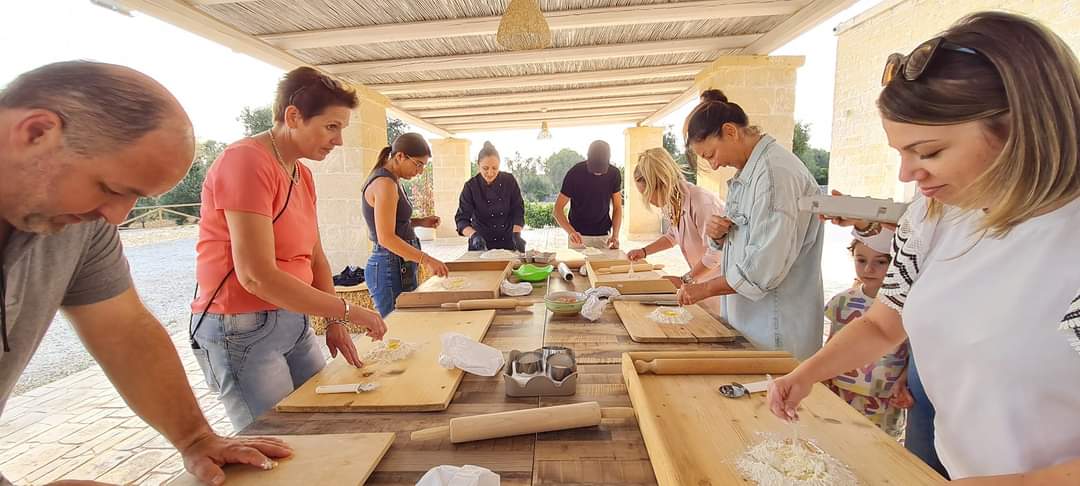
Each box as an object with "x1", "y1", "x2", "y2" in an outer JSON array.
[{"x1": 244, "y1": 264, "x2": 752, "y2": 485}]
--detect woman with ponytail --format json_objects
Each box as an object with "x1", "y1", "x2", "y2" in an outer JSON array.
[
  {"x1": 454, "y1": 141, "x2": 526, "y2": 252},
  {"x1": 363, "y1": 132, "x2": 448, "y2": 316},
  {"x1": 676, "y1": 89, "x2": 825, "y2": 360}
]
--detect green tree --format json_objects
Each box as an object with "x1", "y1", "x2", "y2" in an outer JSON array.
[
  {"x1": 662, "y1": 127, "x2": 696, "y2": 184},
  {"x1": 506, "y1": 152, "x2": 554, "y2": 202},
  {"x1": 542, "y1": 148, "x2": 583, "y2": 191},
  {"x1": 387, "y1": 116, "x2": 409, "y2": 144},
  {"x1": 793, "y1": 121, "x2": 830, "y2": 186},
  {"x1": 238, "y1": 106, "x2": 273, "y2": 136}
]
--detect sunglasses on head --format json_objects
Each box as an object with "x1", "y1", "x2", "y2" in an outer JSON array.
[
  {"x1": 287, "y1": 75, "x2": 342, "y2": 107},
  {"x1": 881, "y1": 37, "x2": 980, "y2": 86}
]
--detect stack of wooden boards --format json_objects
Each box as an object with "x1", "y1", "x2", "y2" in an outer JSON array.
[{"x1": 622, "y1": 350, "x2": 946, "y2": 485}]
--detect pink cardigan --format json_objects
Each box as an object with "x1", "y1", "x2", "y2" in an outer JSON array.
[{"x1": 662, "y1": 181, "x2": 725, "y2": 316}]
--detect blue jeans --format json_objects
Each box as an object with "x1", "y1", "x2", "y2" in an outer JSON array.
[
  {"x1": 191, "y1": 309, "x2": 325, "y2": 430},
  {"x1": 366, "y1": 242, "x2": 419, "y2": 317},
  {"x1": 906, "y1": 357, "x2": 950, "y2": 479}
]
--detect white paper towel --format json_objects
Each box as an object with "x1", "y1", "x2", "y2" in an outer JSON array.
[
  {"x1": 416, "y1": 465, "x2": 500, "y2": 486},
  {"x1": 437, "y1": 332, "x2": 505, "y2": 376}
]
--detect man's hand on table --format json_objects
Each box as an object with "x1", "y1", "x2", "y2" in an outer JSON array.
[{"x1": 180, "y1": 432, "x2": 293, "y2": 485}]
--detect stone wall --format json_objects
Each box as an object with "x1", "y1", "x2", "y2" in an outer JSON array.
[{"x1": 308, "y1": 85, "x2": 389, "y2": 271}]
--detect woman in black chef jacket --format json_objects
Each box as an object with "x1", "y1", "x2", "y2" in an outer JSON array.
[{"x1": 455, "y1": 141, "x2": 526, "y2": 252}]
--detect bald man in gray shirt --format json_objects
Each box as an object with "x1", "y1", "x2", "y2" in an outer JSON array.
[{"x1": 0, "y1": 61, "x2": 293, "y2": 486}]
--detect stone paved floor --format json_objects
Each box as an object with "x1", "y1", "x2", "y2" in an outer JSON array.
[{"x1": 0, "y1": 226, "x2": 854, "y2": 485}]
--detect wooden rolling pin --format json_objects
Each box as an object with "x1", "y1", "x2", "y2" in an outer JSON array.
[
  {"x1": 633, "y1": 357, "x2": 800, "y2": 375},
  {"x1": 597, "y1": 263, "x2": 665, "y2": 274},
  {"x1": 440, "y1": 298, "x2": 531, "y2": 310},
  {"x1": 410, "y1": 402, "x2": 635, "y2": 443},
  {"x1": 612, "y1": 294, "x2": 678, "y2": 303}
]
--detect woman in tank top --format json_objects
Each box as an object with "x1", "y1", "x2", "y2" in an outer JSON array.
[{"x1": 363, "y1": 133, "x2": 449, "y2": 316}]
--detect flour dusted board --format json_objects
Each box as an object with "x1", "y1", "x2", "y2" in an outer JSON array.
[
  {"x1": 166, "y1": 433, "x2": 394, "y2": 486},
  {"x1": 585, "y1": 259, "x2": 677, "y2": 295},
  {"x1": 555, "y1": 248, "x2": 626, "y2": 269},
  {"x1": 613, "y1": 301, "x2": 738, "y2": 343},
  {"x1": 276, "y1": 309, "x2": 496, "y2": 412},
  {"x1": 622, "y1": 351, "x2": 945, "y2": 486},
  {"x1": 396, "y1": 261, "x2": 512, "y2": 308}
]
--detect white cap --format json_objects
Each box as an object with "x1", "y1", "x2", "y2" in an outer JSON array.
[{"x1": 852, "y1": 227, "x2": 894, "y2": 254}]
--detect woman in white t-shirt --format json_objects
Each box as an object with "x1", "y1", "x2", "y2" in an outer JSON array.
[{"x1": 768, "y1": 11, "x2": 1080, "y2": 482}]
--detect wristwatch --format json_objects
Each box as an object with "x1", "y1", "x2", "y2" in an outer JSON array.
[
  {"x1": 680, "y1": 272, "x2": 695, "y2": 285},
  {"x1": 855, "y1": 221, "x2": 882, "y2": 237}
]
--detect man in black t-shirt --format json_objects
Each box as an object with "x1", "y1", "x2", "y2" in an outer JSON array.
[{"x1": 553, "y1": 140, "x2": 623, "y2": 249}]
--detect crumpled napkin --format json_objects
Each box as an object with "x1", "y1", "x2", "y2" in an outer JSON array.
[
  {"x1": 437, "y1": 332, "x2": 505, "y2": 376},
  {"x1": 580, "y1": 286, "x2": 620, "y2": 321},
  {"x1": 500, "y1": 279, "x2": 533, "y2": 296},
  {"x1": 416, "y1": 464, "x2": 500, "y2": 486}
]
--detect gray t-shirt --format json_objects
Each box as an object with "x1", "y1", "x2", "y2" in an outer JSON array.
[{"x1": 1, "y1": 220, "x2": 131, "y2": 481}]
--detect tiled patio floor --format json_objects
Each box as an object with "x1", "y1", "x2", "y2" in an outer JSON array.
[{"x1": 0, "y1": 226, "x2": 853, "y2": 485}]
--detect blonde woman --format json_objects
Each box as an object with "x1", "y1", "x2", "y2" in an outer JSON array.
[
  {"x1": 627, "y1": 148, "x2": 725, "y2": 317},
  {"x1": 769, "y1": 12, "x2": 1080, "y2": 482}
]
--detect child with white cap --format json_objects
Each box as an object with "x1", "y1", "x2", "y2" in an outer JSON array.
[{"x1": 825, "y1": 228, "x2": 912, "y2": 437}]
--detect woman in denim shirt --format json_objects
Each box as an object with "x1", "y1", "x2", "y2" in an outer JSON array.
[
  {"x1": 363, "y1": 133, "x2": 449, "y2": 316},
  {"x1": 677, "y1": 90, "x2": 825, "y2": 360}
]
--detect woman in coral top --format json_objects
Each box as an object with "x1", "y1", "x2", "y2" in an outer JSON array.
[{"x1": 191, "y1": 67, "x2": 387, "y2": 429}]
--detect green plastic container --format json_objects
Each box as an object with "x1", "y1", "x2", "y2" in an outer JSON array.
[{"x1": 514, "y1": 263, "x2": 554, "y2": 282}]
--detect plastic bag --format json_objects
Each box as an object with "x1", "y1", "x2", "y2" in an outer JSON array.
[
  {"x1": 438, "y1": 332, "x2": 505, "y2": 376},
  {"x1": 500, "y1": 279, "x2": 532, "y2": 297},
  {"x1": 580, "y1": 286, "x2": 620, "y2": 321},
  {"x1": 416, "y1": 465, "x2": 500, "y2": 486}
]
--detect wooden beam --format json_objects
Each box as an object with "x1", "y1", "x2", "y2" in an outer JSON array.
[
  {"x1": 260, "y1": 1, "x2": 801, "y2": 50},
  {"x1": 115, "y1": 1, "x2": 452, "y2": 138},
  {"x1": 636, "y1": 0, "x2": 858, "y2": 127},
  {"x1": 386, "y1": 107, "x2": 454, "y2": 138},
  {"x1": 414, "y1": 94, "x2": 677, "y2": 118},
  {"x1": 442, "y1": 115, "x2": 644, "y2": 133},
  {"x1": 741, "y1": 0, "x2": 860, "y2": 55},
  {"x1": 394, "y1": 81, "x2": 692, "y2": 110},
  {"x1": 320, "y1": 35, "x2": 759, "y2": 75},
  {"x1": 187, "y1": 0, "x2": 259, "y2": 5},
  {"x1": 115, "y1": 0, "x2": 304, "y2": 70},
  {"x1": 427, "y1": 105, "x2": 662, "y2": 125},
  {"x1": 367, "y1": 63, "x2": 708, "y2": 96},
  {"x1": 639, "y1": 87, "x2": 700, "y2": 127}
]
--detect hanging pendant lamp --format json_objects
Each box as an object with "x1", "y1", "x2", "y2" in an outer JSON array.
[
  {"x1": 497, "y1": 0, "x2": 552, "y2": 51},
  {"x1": 537, "y1": 121, "x2": 553, "y2": 140}
]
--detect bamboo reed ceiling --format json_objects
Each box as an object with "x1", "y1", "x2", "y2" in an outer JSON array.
[{"x1": 118, "y1": 0, "x2": 852, "y2": 135}]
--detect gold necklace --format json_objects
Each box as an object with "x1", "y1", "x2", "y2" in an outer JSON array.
[{"x1": 267, "y1": 129, "x2": 299, "y2": 184}]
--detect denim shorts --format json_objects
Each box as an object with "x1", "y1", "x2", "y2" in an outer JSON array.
[
  {"x1": 190, "y1": 309, "x2": 325, "y2": 430},
  {"x1": 365, "y1": 241, "x2": 420, "y2": 317}
]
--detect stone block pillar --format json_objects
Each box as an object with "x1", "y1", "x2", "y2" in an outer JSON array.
[
  {"x1": 430, "y1": 138, "x2": 472, "y2": 239},
  {"x1": 623, "y1": 125, "x2": 665, "y2": 240},
  {"x1": 308, "y1": 85, "x2": 389, "y2": 271},
  {"x1": 692, "y1": 56, "x2": 804, "y2": 199}
]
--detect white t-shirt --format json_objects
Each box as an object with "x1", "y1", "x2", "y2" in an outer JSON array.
[{"x1": 880, "y1": 195, "x2": 1080, "y2": 479}]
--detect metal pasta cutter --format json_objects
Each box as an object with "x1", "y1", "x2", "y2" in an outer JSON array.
[{"x1": 718, "y1": 379, "x2": 769, "y2": 399}]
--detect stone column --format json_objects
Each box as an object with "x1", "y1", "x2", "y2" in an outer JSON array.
[
  {"x1": 623, "y1": 125, "x2": 665, "y2": 240},
  {"x1": 430, "y1": 137, "x2": 472, "y2": 240},
  {"x1": 308, "y1": 85, "x2": 389, "y2": 271},
  {"x1": 692, "y1": 55, "x2": 804, "y2": 199}
]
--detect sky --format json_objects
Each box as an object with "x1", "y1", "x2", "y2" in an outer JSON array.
[{"x1": 2, "y1": 0, "x2": 882, "y2": 163}]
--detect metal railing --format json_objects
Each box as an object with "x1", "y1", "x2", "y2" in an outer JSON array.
[{"x1": 121, "y1": 203, "x2": 201, "y2": 228}]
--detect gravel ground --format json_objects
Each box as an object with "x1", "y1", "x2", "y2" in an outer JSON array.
[
  {"x1": 12, "y1": 224, "x2": 857, "y2": 396},
  {"x1": 12, "y1": 228, "x2": 197, "y2": 396}
]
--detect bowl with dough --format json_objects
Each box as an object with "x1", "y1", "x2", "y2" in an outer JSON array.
[{"x1": 544, "y1": 291, "x2": 586, "y2": 316}]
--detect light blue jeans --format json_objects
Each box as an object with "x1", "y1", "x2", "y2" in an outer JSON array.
[{"x1": 191, "y1": 309, "x2": 325, "y2": 430}]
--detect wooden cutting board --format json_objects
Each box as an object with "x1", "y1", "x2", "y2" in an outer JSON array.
[
  {"x1": 276, "y1": 309, "x2": 497, "y2": 412},
  {"x1": 622, "y1": 351, "x2": 945, "y2": 485},
  {"x1": 396, "y1": 261, "x2": 512, "y2": 308},
  {"x1": 555, "y1": 248, "x2": 626, "y2": 269},
  {"x1": 585, "y1": 259, "x2": 677, "y2": 295},
  {"x1": 613, "y1": 301, "x2": 738, "y2": 343},
  {"x1": 166, "y1": 433, "x2": 394, "y2": 486}
]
